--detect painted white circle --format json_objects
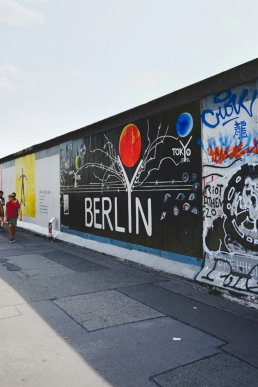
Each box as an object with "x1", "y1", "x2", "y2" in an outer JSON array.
[{"x1": 228, "y1": 187, "x2": 235, "y2": 201}]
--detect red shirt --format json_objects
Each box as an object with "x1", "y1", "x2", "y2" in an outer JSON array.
[{"x1": 6, "y1": 201, "x2": 20, "y2": 218}]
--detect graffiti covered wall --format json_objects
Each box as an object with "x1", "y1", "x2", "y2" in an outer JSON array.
[
  {"x1": 197, "y1": 82, "x2": 258, "y2": 295},
  {"x1": 60, "y1": 101, "x2": 203, "y2": 263}
]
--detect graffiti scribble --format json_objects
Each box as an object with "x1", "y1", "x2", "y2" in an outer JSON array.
[
  {"x1": 200, "y1": 257, "x2": 258, "y2": 295},
  {"x1": 207, "y1": 138, "x2": 258, "y2": 164},
  {"x1": 203, "y1": 158, "x2": 242, "y2": 169}
]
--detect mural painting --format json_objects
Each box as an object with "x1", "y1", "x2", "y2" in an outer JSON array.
[
  {"x1": 197, "y1": 82, "x2": 258, "y2": 295},
  {"x1": 15, "y1": 154, "x2": 36, "y2": 218},
  {"x1": 60, "y1": 102, "x2": 203, "y2": 260}
]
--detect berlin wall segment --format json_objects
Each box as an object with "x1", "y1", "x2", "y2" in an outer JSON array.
[
  {"x1": 2, "y1": 59, "x2": 258, "y2": 297},
  {"x1": 60, "y1": 101, "x2": 203, "y2": 261},
  {"x1": 197, "y1": 81, "x2": 258, "y2": 297}
]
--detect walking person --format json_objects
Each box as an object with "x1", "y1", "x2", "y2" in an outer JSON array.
[
  {"x1": 12, "y1": 192, "x2": 20, "y2": 205},
  {"x1": 0, "y1": 191, "x2": 5, "y2": 230},
  {"x1": 5, "y1": 193, "x2": 22, "y2": 243}
]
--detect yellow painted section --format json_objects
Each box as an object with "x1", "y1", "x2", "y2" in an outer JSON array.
[{"x1": 15, "y1": 154, "x2": 36, "y2": 218}]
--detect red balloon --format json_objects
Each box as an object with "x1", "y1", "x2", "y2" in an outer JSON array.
[{"x1": 119, "y1": 124, "x2": 141, "y2": 167}]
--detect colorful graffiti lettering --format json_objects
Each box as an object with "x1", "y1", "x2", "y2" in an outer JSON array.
[
  {"x1": 207, "y1": 137, "x2": 258, "y2": 164},
  {"x1": 201, "y1": 88, "x2": 258, "y2": 128}
]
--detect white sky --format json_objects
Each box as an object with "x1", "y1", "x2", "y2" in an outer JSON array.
[{"x1": 0, "y1": 0, "x2": 258, "y2": 158}]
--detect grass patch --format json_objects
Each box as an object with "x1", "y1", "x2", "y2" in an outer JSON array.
[{"x1": 208, "y1": 286, "x2": 222, "y2": 297}]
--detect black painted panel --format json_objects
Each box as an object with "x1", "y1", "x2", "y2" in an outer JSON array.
[{"x1": 60, "y1": 101, "x2": 203, "y2": 258}]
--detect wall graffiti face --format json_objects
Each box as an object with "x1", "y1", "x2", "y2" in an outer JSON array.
[
  {"x1": 197, "y1": 81, "x2": 258, "y2": 295},
  {"x1": 60, "y1": 102, "x2": 203, "y2": 259}
]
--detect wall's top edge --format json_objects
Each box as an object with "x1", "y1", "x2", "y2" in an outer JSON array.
[{"x1": 1, "y1": 57, "x2": 258, "y2": 164}]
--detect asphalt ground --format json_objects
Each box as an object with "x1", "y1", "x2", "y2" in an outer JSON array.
[{"x1": 0, "y1": 227, "x2": 257, "y2": 387}]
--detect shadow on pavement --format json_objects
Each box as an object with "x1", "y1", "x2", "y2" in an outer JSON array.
[{"x1": 0, "y1": 227, "x2": 258, "y2": 387}]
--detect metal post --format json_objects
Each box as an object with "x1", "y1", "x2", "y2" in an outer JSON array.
[{"x1": 48, "y1": 217, "x2": 56, "y2": 240}]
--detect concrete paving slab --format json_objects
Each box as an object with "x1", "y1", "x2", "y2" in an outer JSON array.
[
  {"x1": 18, "y1": 244, "x2": 55, "y2": 254},
  {"x1": 0, "y1": 278, "x2": 27, "y2": 307},
  {"x1": 51, "y1": 242, "x2": 150, "y2": 270},
  {"x1": 41, "y1": 250, "x2": 110, "y2": 272},
  {"x1": 11, "y1": 267, "x2": 169, "y2": 303},
  {"x1": 18, "y1": 239, "x2": 51, "y2": 247},
  {"x1": 14, "y1": 235, "x2": 50, "y2": 245},
  {"x1": 153, "y1": 352, "x2": 258, "y2": 387},
  {"x1": 0, "y1": 301, "x2": 112, "y2": 387},
  {"x1": 118, "y1": 283, "x2": 258, "y2": 368},
  {"x1": 0, "y1": 243, "x2": 22, "y2": 251},
  {"x1": 0, "y1": 261, "x2": 23, "y2": 283},
  {"x1": 55, "y1": 242, "x2": 163, "y2": 272},
  {"x1": 0, "y1": 305, "x2": 20, "y2": 319},
  {"x1": 15, "y1": 266, "x2": 76, "y2": 280},
  {"x1": 54, "y1": 290, "x2": 164, "y2": 331},
  {"x1": 22, "y1": 301, "x2": 223, "y2": 387},
  {"x1": 0, "y1": 246, "x2": 55, "y2": 256},
  {"x1": 0, "y1": 228, "x2": 51, "y2": 245},
  {"x1": 0, "y1": 233, "x2": 17, "y2": 242},
  {"x1": 0, "y1": 227, "x2": 257, "y2": 386},
  {"x1": 157, "y1": 279, "x2": 258, "y2": 323},
  {"x1": 0, "y1": 232, "x2": 50, "y2": 247},
  {"x1": 3, "y1": 254, "x2": 67, "y2": 269},
  {"x1": 0, "y1": 232, "x2": 19, "y2": 241},
  {"x1": 2, "y1": 254, "x2": 75, "y2": 279},
  {"x1": 78, "y1": 317, "x2": 224, "y2": 387},
  {"x1": 119, "y1": 261, "x2": 170, "y2": 274}
]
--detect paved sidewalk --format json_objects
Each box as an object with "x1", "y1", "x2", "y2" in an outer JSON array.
[{"x1": 0, "y1": 227, "x2": 257, "y2": 387}]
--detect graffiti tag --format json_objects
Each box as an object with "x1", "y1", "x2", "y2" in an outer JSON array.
[
  {"x1": 200, "y1": 258, "x2": 258, "y2": 295},
  {"x1": 201, "y1": 89, "x2": 258, "y2": 128}
]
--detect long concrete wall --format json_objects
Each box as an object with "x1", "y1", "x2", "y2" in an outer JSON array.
[{"x1": 1, "y1": 59, "x2": 258, "y2": 298}]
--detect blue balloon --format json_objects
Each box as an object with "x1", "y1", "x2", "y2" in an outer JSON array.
[{"x1": 176, "y1": 112, "x2": 193, "y2": 137}]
